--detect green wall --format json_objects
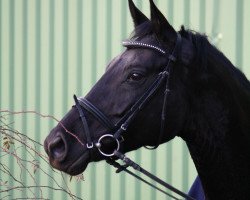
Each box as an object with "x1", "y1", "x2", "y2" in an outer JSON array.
[{"x1": 0, "y1": 0, "x2": 249, "y2": 199}]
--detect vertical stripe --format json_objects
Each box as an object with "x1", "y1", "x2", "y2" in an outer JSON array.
[
  {"x1": 166, "y1": 144, "x2": 173, "y2": 200},
  {"x1": 21, "y1": 0, "x2": 28, "y2": 198},
  {"x1": 211, "y1": 0, "x2": 221, "y2": 46},
  {"x1": 35, "y1": 0, "x2": 41, "y2": 197},
  {"x1": 62, "y1": 1, "x2": 69, "y2": 198},
  {"x1": 76, "y1": 0, "x2": 83, "y2": 197},
  {"x1": 120, "y1": 1, "x2": 127, "y2": 200},
  {"x1": 104, "y1": 1, "x2": 112, "y2": 199},
  {"x1": 150, "y1": 152, "x2": 157, "y2": 200},
  {"x1": 135, "y1": 151, "x2": 141, "y2": 200},
  {"x1": 167, "y1": 1, "x2": 174, "y2": 199},
  {"x1": 104, "y1": 1, "x2": 113, "y2": 199},
  {"x1": 121, "y1": 0, "x2": 127, "y2": 40},
  {"x1": 182, "y1": 0, "x2": 190, "y2": 192},
  {"x1": 62, "y1": 0, "x2": 68, "y2": 113},
  {"x1": 0, "y1": 0, "x2": 1, "y2": 106},
  {"x1": 182, "y1": 144, "x2": 189, "y2": 192},
  {"x1": 77, "y1": 0, "x2": 83, "y2": 96},
  {"x1": 167, "y1": 0, "x2": 174, "y2": 23},
  {"x1": 8, "y1": 0, "x2": 15, "y2": 198},
  {"x1": 91, "y1": 0, "x2": 97, "y2": 83},
  {"x1": 135, "y1": 1, "x2": 142, "y2": 198},
  {"x1": 48, "y1": 0, "x2": 55, "y2": 199},
  {"x1": 199, "y1": 0, "x2": 206, "y2": 33},
  {"x1": 236, "y1": 0, "x2": 244, "y2": 69},
  {"x1": 212, "y1": 0, "x2": 220, "y2": 35},
  {"x1": 183, "y1": 0, "x2": 190, "y2": 27},
  {"x1": 90, "y1": 0, "x2": 98, "y2": 199},
  {"x1": 135, "y1": 3, "x2": 142, "y2": 200},
  {"x1": 0, "y1": 1, "x2": 2, "y2": 198}
]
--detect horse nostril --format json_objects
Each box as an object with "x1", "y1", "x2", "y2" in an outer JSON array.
[{"x1": 48, "y1": 136, "x2": 67, "y2": 161}]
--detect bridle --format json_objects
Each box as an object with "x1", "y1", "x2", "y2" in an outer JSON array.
[{"x1": 73, "y1": 33, "x2": 195, "y2": 200}]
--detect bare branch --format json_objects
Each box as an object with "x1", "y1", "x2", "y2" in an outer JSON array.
[
  {"x1": 0, "y1": 110, "x2": 84, "y2": 146},
  {"x1": 0, "y1": 185, "x2": 83, "y2": 200},
  {"x1": 0, "y1": 110, "x2": 84, "y2": 200}
]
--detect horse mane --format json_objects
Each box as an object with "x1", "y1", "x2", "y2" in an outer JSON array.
[{"x1": 180, "y1": 27, "x2": 250, "y2": 152}]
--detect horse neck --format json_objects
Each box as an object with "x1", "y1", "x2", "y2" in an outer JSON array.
[{"x1": 181, "y1": 92, "x2": 250, "y2": 199}]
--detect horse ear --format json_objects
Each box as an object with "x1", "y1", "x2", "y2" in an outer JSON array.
[
  {"x1": 128, "y1": 0, "x2": 149, "y2": 27},
  {"x1": 149, "y1": 0, "x2": 176, "y2": 42}
]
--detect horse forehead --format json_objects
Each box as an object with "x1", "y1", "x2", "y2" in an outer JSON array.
[
  {"x1": 122, "y1": 48, "x2": 159, "y2": 64},
  {"x1": 107, "y1": 48, "x2": 163, "y2": 73},
  {"x1": 106, "y1": 51, "x2": 138, "y2": 70}
]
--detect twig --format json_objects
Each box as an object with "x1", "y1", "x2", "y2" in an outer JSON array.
[
  {"x1": 0, "y1": 110, "x2": 84, "y2": 146},
  {"x1": 0, "y1": 163, "x2": 37, "y2": 197},
  {"x1": 0, "y1": 110, "x2": 85, "y2": 200},
  {"x1": 0, "y1": 185, "x2": 83, "y2": 200},
  {"x1": 60, "y1": 172, "x2": 76, "y2": 200}
]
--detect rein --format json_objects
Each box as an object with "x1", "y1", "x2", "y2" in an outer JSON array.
[{"x1": 73, "y1": 33, "x2": 195, "y2": 200}]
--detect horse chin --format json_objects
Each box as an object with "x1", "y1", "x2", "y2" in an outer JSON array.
[{"x1": 65, "y1": 151, "x2": 91, "y2": 176}]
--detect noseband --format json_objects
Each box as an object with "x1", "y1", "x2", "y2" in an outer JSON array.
[{"x1": 73, "y1": 33, "x2": 195, "y2": 200}]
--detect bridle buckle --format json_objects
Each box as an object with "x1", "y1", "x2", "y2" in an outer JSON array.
[
  {"x1": 121, "y1": 124, "x2": 127, "y2": 131},
  {"x1": 86, "y1": 142, "x2": 94, "y2": 149}
]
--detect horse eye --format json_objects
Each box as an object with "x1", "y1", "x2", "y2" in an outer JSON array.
[{"x1": 127, "y1": 73, "x2": 144, "y2": 82}]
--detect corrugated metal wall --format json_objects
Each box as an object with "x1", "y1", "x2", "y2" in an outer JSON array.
[{"x1": 0, "y1": 0, "x2": 249, "y2": 199}]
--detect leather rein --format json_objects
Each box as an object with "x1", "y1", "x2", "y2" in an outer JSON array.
[{"x1": 73, "y1": 33, "x2": 195, "y2": 200}]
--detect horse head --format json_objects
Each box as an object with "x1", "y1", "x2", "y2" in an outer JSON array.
[{"x1": 44, "y1": 0, "x2": 194, "y2": 176}]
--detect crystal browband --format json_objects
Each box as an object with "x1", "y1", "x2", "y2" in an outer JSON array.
[{"x1": 122, "y1": 40, "x2": 166, "y2": 55}]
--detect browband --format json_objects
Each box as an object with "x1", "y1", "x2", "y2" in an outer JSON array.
[{"x1": 122, "y1": 40, "x2": 166, "y2": 55}]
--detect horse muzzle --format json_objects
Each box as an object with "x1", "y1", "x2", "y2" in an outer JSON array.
[{"x1": 44, "y1": 131, "x2": 68, "y2": 162}]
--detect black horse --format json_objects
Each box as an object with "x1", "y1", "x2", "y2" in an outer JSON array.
[{"x1": 44, "y1": 0, "x2": 250, "y2": 199}]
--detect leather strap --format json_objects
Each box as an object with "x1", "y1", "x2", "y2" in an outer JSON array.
[
  {"x1": 73, "y1": 95, "x2": 93, "y2": 148},
  {"x1": 78, "y1": 98, "x2": 116, "y2": 131},
  {"x1": 146, "y1": 33, "x2": 182, "y2": 149},
  {"x1": 106, "y1": 158, "x2": 181, "y2": 200},
  {"x1": 112, "y1": 151, "x2": 195, "y2": 200}
]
